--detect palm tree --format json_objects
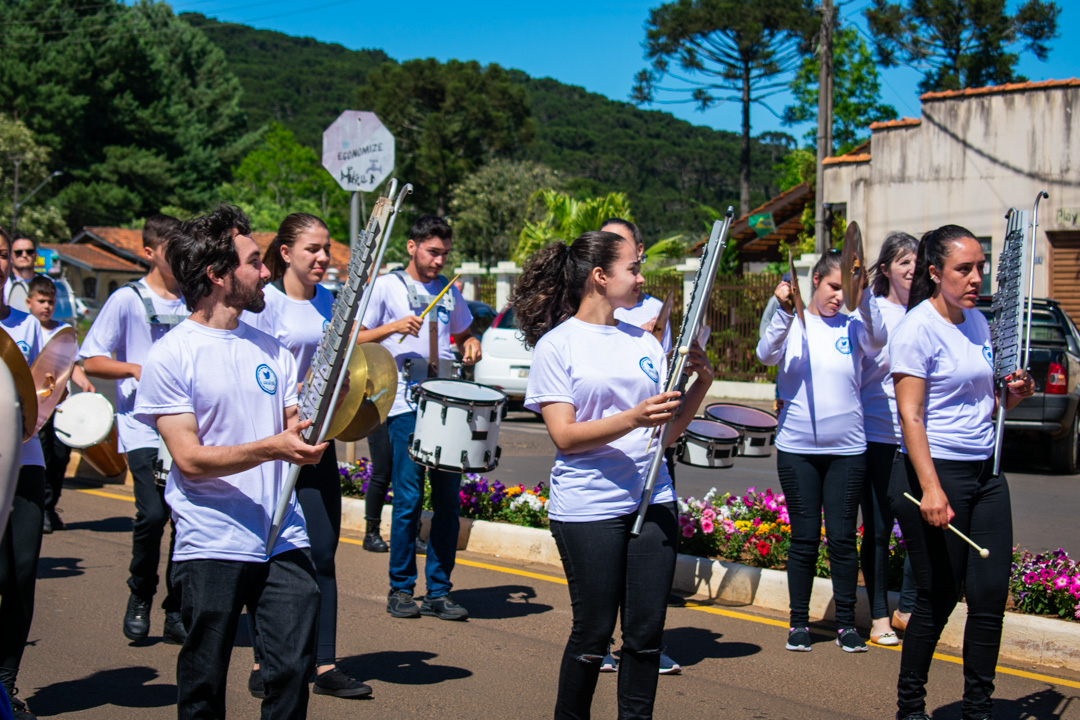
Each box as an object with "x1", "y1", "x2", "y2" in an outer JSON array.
[{"x1": 513, "y1": 189, "x2": 633, "y2": 263}]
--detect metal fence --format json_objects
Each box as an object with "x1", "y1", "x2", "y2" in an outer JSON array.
[{"x1": 476, "y1": 275, "x2": 499, "y2": 308}]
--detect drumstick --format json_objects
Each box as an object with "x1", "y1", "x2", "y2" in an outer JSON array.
[
  {"x1": 397, "y1": 273, "x2": 461, "y2": 344},
  {"x1": 903, "y1": 492, "x2": 989, "y2": 558}
]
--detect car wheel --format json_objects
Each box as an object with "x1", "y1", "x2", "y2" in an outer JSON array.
[{"x1": 1049, "y1": 411, "x2": 1080, "y2": 475}]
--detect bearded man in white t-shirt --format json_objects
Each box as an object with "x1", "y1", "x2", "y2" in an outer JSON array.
[{"x1": 134, "y1": 205, "x2": 327, "y2": 719}]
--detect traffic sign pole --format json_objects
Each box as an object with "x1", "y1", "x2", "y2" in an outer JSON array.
[{"x1": 350, "y1": 191, "x2": 360, "y2": 250}]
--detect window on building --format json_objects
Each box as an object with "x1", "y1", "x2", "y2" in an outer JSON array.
[
  {"x1": 83, "y1": 277, "x2": 97, "y2": 298},
  {"x1": 108, "y1": 280, "x2": 119, "y2": 295},
  {"x1": 978, "y1": 237, "x2": 992, "y2": 296}
]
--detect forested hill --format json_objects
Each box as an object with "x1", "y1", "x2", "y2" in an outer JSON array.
[{"x1": 183, "y1": 13, "x2": 790, "y2": 238}]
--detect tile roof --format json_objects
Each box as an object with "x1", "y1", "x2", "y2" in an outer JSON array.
[
  {"x1": 869, "y1": 117, "x2": 921, "y2": 130},
  {"x1": 822, "y1": 153, "x2": 872, "y2": 165},
  {"x1": 690, "y1": 182, "x2": 814, "y2": 258},
  {"x1": 41, "y1": 243, "x2": 144, "y2": 273},
  {"x1": 920, "y1": 78, "x2": 1080, "y2": 102}
]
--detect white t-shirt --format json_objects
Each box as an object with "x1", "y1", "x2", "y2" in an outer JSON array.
[
  {"x1": 242, "y1": 283, "x2": 334, "y2": 379},
  {"x1": 615, "y1": 293, "x2": 673, "y2": 353},
  {"x1": 360, "y1": 273, "x2": 473, "y2": 417},
  {"x1": 42, "y1": 320, "x2": 71, "y2": 343},
  {"x1": 756, "y1": 306, "x2": 878, "y2": 455},
  {"x1": 860, "y1": 296, "x2": 909, "y2": 444},
  {"x1": 525, "y1": 318, "x2": 675, "y2": 522},
  {"x1": 133, "y1": 320, "x2": 308, "y2": 562},
  {"x1": 2, "y1": 307, "x2": 44, "y2": 467},
  {"x1": 890, "y1": 300, "x2": 996, "y2": 461},
  {"x1": 79, "y1": 279, "x2": 189, "y2": 452}
]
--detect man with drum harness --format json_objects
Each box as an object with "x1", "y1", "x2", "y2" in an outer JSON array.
[
  {"x1": 79, "y1": 214, "x2": 190, "y2": 645},
  {"x1": 357, "y1": 214, "x2": 481, "y2": 621}
]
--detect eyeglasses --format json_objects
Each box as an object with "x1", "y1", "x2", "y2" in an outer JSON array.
[{"x1": 12, "y1": 249, "x2": 35, "y2": 257}]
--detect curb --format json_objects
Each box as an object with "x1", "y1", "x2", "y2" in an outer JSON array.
[{"x1": 342, "y1": 496, "x2": 1080, "y2": 673}]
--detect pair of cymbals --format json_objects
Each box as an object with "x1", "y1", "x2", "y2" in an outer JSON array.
[
  {"x1": 1, "y1": 326, "x2": 77, "y2": 441},
  {"x1": 841, "y1": 221, "x2": 867, "y2": 312},
  {"x1": 324, "y1": 342, "x2": 399, "y2": 442}
]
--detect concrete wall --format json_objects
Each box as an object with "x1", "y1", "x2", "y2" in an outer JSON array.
[{"x1": 824, "y1": 85, "x2": 1080, "y2": 297}]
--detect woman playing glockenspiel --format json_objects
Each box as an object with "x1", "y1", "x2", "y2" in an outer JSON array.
[
  {"x1": 514, "y1": 230, "x2": 712, "y2": 719},
  {"x1": 889, "y1": 225, "x2": 1033, "y2": 720}
]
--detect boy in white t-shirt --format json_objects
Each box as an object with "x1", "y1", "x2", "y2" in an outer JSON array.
[{"x1": 134, "y1": 205, "x2": 325, "y2": 718}]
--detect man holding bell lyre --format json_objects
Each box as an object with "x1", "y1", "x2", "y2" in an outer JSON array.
[{"x1": 356, "y1": 214, "x2": 480, "y2": 621}]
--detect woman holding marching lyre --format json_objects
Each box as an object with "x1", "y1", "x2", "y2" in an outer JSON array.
[
  {"x1": 756, "y1": 250, "x2": 886, "y2": 654},
  {"x1": 514, "y1": 230, "x2": 712, "y2": 719},
  {"x1": 241, "y1": 213, "x2": 370, "y2": 699},
  {"x1": 859, "y1": 232, "x2": 919, "y2": 646},
  {"x1": 889, "y1": 226, "x2": 1033, "y2": 720}
]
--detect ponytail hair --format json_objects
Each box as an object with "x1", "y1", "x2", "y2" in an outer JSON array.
[
  {"x1": 870, "y1": 231, "x2": 918, "y2": 297},
  {"x1": 907, "y1": 224, "x2": 976, "y2": 311},
  {"x1": 263, "y1": 213, "x2": 329, "y2": 282},
  {"x1": 512, "y1": 230, "x2": 629, "y2": 347}
]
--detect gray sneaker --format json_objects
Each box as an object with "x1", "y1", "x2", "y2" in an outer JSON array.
[
  {"x1": 386, "y1": 590, "x2": 421, "y2": 618},
  {"x1": 420, "y1": 594, "x2": 469, "y2": 621}
]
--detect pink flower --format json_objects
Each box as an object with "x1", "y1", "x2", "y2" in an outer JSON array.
[
  {"x1": 682, "y1": 524, "x2": 695, "y2": 538},
  {"x1": 1056, "y1": 576, "x2": 1070, "y2": 590},
  {"x1": 701, "y1": 519, "x2": 715, "y2": 534},
  {"x1": 702, "y1": 508, "x2": 716, "y2": 521},
  {"x1": 722, "y1": 519, "x2": 735, "y2": 534}
]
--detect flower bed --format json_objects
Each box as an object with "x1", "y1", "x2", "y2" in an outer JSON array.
[{"x1": 1011, "y1": 549, "x2": 1080, "y2": 620}]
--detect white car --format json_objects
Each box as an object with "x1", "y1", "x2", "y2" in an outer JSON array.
[{"x1": 474, "y1": 305, "x2": 532, "y2": 401}]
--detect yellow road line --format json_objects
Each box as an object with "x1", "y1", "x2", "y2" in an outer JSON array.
[{"x1": 83, "y1": 490, "x2": 1080, "y2": 689}]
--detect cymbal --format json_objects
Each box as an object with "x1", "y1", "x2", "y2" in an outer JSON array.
[
  {"x1": 334, "y1": 343, "x2": 398, "y2": 442},
  {"x1": 0, "y1": 329, "x2": 38, "y2": 441},
  {"x1": 652, "y1": 289, "x2": 675, "y2": 346},
  {"x1": 30, "y1": 326, "x2": 77, "y2": 435},
  {"x1": 322, "y1": 341, "x2": 370, "y2": 442},
  {"x1": 0, "y1": 359, "x2": 20, "y2": 536},
  {"x1": 842, "y1": 221, "x2": 866, "y2": 312},
  {"x1": 788, "y1": 251, "x2": 806, "y2": 327}
]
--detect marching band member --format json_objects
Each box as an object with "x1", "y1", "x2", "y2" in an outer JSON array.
[
  {"x1": 0, "y1": 227, "x2": 46, "y2": 718},
  {"x1": 889, "y1": 225, "x2": 1033, "y2": 720},
  {"x1": 356, "y1": 215, "x2": 480, "y2": 621},
  {"x1": 515, "y1": 230, "x2": 712, "y2": 719},
  {"x1": 240, "y1": 213, "x2": 370, "y2": 699},
  {"x1": 756, "y1": 250, "x2": 886, "y2": 654},
  {"x1": 80, "y1": 215, "x2": 189, "y2": 644},
  {"x1": 135, "y1": 205, "x2": 325, "y2": 719},
  {"x1": 859, "y1": 232, "x2": 918, "y2": 646}
]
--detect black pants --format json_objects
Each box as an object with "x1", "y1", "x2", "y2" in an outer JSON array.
[
  {"x1": 364, "y1": 422, "x2": 391, "y2": 525},
  {"x1": 549, "y1": 502, "x2": 678, "y2": 720},
  {"x1": 252, "y1": 445, "x2": 340, "y2": 667},
  {"x1": 127, "y1": 447, "x2": 180, "y2": 612},
  {"x1": 0, "y1": 465, "x2": 45, "y2": 694},
  {"x1": 861, "y1": 441, "x2": 898, "y2": 619},
  {"x1": 776, "y1": 450, "x2": 863, "y2": 628},
  {"x1": 39, "y1": 416, "x2": 71, "y2": 515},
  {"x1": 890, "y1": 454, "x2": 1012, "y2": 720}
]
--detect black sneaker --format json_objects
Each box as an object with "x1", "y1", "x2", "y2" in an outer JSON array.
[
  {"x1": 897, "y1": 713, "x2": 931, "y2": 720},
  {"x1": 420, "y1": 594, "x2": 469, "y2": 621},
  {"x1": 123, "y1": 593, "x2": 151, "y2": 641},
  {"x1": 415, "y1": 537, "x2": 428, "y2": 555},
  {"x1": 48, "y1": 511, "x2": 65, "y2": 531},
  {"x1": 386, "y1": 590, "x2": 421, "y2": 618},
  {"x1": 836, "y1": 627, "x2": 868, "y2": 653},
  {"x1": 42, "y1": 513, "x2": 53, "y2": 534},
  {"x1": 10, "y1": 687, "x2": 36, "y2": 718},
  {"x1": 248, "y1": 668, "x2": 266, "y2": 699},
  {"x1": 312, "y1": 667, "x2": 373, "y2": 698},
  {"x1": 785, "y1": 626, "x2": 812, "y2": 652},
  {"x1": 163, "y1": 611, "x2": 187, "y2": 645},
  {"x1": 363, "y1": 531, "x2": 388, "y2": 553}
]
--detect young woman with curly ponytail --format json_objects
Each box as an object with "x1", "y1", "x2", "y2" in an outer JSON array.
[
  {"x1": 889, "y1": 225, "x2": 1034, "y2": 720},
  {"x1": 514, "y1": 231, "x2": 713, "y2": 719}
]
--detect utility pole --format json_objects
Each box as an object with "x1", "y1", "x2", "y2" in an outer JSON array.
[{"x1": 814, "y1": 0, "x2": 835, "y2": 254}]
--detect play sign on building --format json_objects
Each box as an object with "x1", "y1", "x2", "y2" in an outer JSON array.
[{"x1": 322, "y1": 111, "x2": 395, "y2": 192}]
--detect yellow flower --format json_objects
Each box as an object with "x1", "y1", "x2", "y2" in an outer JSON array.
[{"x1": 505, "y1": 486, "x2": 523, "y2": 496}]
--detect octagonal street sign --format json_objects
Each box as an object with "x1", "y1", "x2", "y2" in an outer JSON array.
[{"x1": 322, "y1": 110, "x2": 395, "y2": 192}]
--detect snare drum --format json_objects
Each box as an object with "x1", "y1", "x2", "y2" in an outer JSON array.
[
  {"x1": 705, "y1": 403, "x2": 778, "y2": 458},
  {"x1": 676, "y1": 418, "x2": 741, "y2": 469},
  {"x1": 53, "y1": 392, "x2": 114, "y2": 448},
  {"x1": 408, "y1": 379, "x2": 506, "y2": 473},
  {"x1": 83, "y1": 424, "x2": 128, "y2": 478}
]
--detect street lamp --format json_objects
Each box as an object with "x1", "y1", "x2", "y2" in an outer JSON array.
[{"x1": 12, "y1": 169, "x2": 63, "y2": 234}]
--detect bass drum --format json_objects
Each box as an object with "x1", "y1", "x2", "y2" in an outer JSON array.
[
  {"x1": 676, "y1": 418, "x2": 742, "y2": 469},
  {"x1": 408, "y1": 379, "x2": 506, "y2": 473},
  {"x1": 705, "y1": 403, "x2": 778, "y2": 458},
  {"x1": 53, "y1": 392, "x2": 114, "y2": 448}
]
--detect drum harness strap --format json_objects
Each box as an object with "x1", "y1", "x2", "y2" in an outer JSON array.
[
  {"x1": 124, "y1": 281, "x2": 188, "y2": 329},
  {"x1": 391, "y1": 270, "x2": 461, "y2": 387}
]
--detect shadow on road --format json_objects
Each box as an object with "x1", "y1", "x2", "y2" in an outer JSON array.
[
  {"x1": 448, "y1": 584, "x2": 553, "y2": 619},
  {"x1": 663, "y1": 626, "x2": 761, "y2": 666},
  {"x1": 36, "y1": 556, "x2": 85, "y2": 579},
  {"x1": 339, "y1": 650, "x2": 472, "y2": 685},
  {"x1": 64, "y1": 516, "x2": 133, "y2": 533},
  {"x1": 27, "y1": 666, "x2": 175, "y2": 715},
  {"x1": 932, "y1": 685, "x2": 1077, "y2": 718}
]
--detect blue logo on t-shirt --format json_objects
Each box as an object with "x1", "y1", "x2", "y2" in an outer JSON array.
[
  {"x1": 255, "y1": 363, "x2": 278, "y2": 395},
  {"x1": 640, "y1": 357, "x2": 660, "y2": 382},
  {"x1": 16, "y1": 340, "x2": 30, "y2": 358},
  {"x1": 982, "y1": 344, "x2": 993, "y2": 366},
  {"x1": 835, "y1": 336, "x2": 852, "y2": 354},
  {"x1": 437, "y1": 306, "x2": 450, "y2": 324},
  {"x1": 322, "y1": 319, "x2": 330, "y2": 332}
]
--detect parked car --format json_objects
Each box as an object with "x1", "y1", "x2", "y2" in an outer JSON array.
[
  {"x1": 451, "y1": 300, "x2": 497, "y2": 381},
  {"x1": 474, "y1": 304, "x2": 532, "y2": 402},
  {"x1": 976, "y1": 297, "x2": 1080, "y2": 473}
]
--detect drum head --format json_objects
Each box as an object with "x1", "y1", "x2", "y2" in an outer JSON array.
[
  {"x1": 685, "y1": 418, "x2": 741, "y2": 441},
  {"x1": 705, "y1": 403, "x2": 778, "y2": 432},
  {"x1": 419, "y1": 378, "x2": 506, "y2": 404},
  {"x1": 53, "y1": 392, "x2": 115, "y2": 449}
]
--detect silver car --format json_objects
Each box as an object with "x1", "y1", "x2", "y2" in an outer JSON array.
[{"x1": 474, "y1": 305, "x2": 532, "y2": 401}]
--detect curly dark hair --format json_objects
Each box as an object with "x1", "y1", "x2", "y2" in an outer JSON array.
[
  {"x1": 168, "y1": 204, "x2": 252, "y2": 311},
  {"x1": 511, "y1": 230, "x2": 629, "y2": 348},
  {"x1": 870, "y1": 231, "x2": 918, "y2": 297},
  {"x1": 908, "y1": 224, "x2": 977, "y2": 311}
]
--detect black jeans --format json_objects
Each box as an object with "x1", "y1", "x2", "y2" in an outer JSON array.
[
  {"x1": 364, "y1": 422, "x2": 391, "y2": 525},
  {"x1": 127, "y1": 447, "x2": 180, "y2": 612},
  {"x1": 174, "y1": 549, "x2": 319, "y2": 720},
  {"x1": 861, "y1": 441, "x2": 898, "y2": 619},
  {"x1": 890, "y1": 454, "x2": 1012, "y2": 720},
  {"x1": 39, "y1": 416, "x2": 71, "y2": 515},
  {"x1": 549, "y1": 502, "x2": 678, "y2": 720},
  {"x1": 0, "y1": 465, "x2": 45, "y2": 694},
  {"x1": 776, "y1": 450, "x2": 863, "y2": 628}
]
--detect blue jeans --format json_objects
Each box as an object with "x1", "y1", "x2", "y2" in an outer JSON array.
[{"x1": 387, "y1": 412, "x2": 461, "y2": 598}]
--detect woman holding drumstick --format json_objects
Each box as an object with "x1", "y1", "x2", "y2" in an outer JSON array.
[
  {"x1": 514, "y1": 230, "x2": 712, "y2": 719},
  {"x1": 888, "y1": 225, "x2": 1033, "y2": 720}
]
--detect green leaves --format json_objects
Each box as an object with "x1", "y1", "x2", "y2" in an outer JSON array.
[{"x1": 514, "y1": 189, "x2": 633, "y2": 263}]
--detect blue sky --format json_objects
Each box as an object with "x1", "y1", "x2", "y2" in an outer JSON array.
[{"x1": 168, "y1": 0, "x2": 1079, "y2": 144}]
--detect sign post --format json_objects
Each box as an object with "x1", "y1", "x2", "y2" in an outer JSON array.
[{"x1": 322, "y1": 111, "x2": 395, "y2": 249}]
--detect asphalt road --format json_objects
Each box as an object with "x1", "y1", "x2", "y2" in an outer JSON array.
[{"x1": 23, "y1": 487, "x2": 1080, "y2": 719}]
